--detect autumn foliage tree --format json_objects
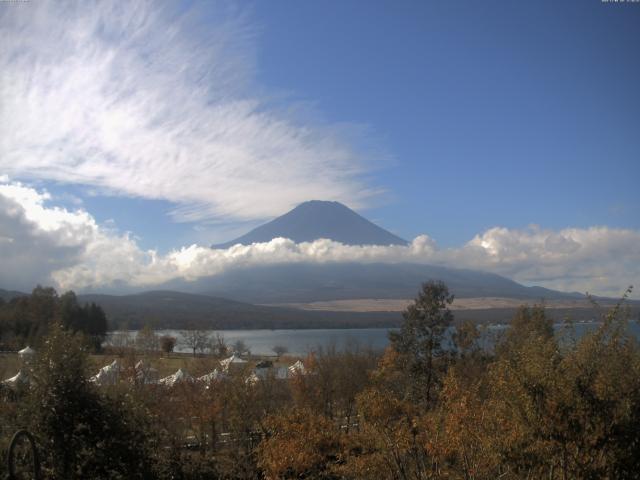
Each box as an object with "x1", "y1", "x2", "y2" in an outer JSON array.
[
  {"x1": 483, "y1": 289, "x2": 640, "y2": 479},
  {"x1": 258, "y1": 408, "x2": 343, "y2": 480}
]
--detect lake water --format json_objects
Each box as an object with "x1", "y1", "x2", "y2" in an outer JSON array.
[{"x1": 109, "y1": 321, "x2": 640, "y2": 356}]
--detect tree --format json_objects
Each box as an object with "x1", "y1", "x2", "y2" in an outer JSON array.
[
  {"x1": 272, "y1": 345, "x2": 288, "y2": 359},
  {"x1": 0, "y1": 287, "x2": 108, "y2": 351},
  {"x1": 496, "y1": 304, "x2": 553, "y2": 357},
  {"x1": 388, "y1": 280, "x2": 454, "y2": 405},
  {"x1": 85, "y1": 302, "x2": 108, "y2": 350},
  {"x1": 24, "y1": 322, "x2": 152, "y2": 478},
  {"x1": 109, "y1": 327, "x2": 132, "y2": 357},
  {"x1": 211, "y1": 332, "x2": 229, "y2": 357},
  {"x1": 452, "y1": 320, "x2": 480, "y2": 357},
  {"x1": 258, "y1": 408, "x2": 343, "y2": 480},
  {"x1": 474, "y1": 289, "x2": 640, "y2": 479},
  {"x1": 136, "y1": 325, "x2": 159, "y2": 355},
  {"x1": 182, "y1": 329, "x2": 210, "y2": 357},
  {"x1": 159, "y1": 335, "x2": 177, "y2": 356},
  {"x1": 232, "y1": 339, "x2": 250, "y2": 356}
]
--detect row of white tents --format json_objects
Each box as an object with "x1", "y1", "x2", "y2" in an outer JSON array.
[
  {"x1": 90, "y1": 356, "x2": 243, "y2": 387},
  {"x1": 90, "y1": 355, "x2": 307, "y2": 387},
  {"x1": 90, "y1": 356, "x2": 307, "y2": 388},
  {"x1": 2, "y1": 349, "x2": 308, "y2": 390}
]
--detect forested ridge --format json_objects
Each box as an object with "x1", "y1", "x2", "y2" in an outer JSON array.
[{"x1": 0, "y1": 286, "x2": 108, "y2": 352}]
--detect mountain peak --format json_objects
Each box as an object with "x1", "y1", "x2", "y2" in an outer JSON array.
[{"x1": 213, "y1": 200, "x2": 408, "y2": 249}]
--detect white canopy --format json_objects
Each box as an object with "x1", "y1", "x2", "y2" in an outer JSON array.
[
  {"x1": 90, "y1": 369, "x2": 111, "y2": 385},
  {"x1": 288, "y1": 360, "x2": 306, "y2": 376},
  {"x1": 134, "y1": 360, "x2": 159, "y2": 384},
  {"x1": 198, "y1": 369, "x2": 225, "y2": 384},
  {"x1": 2, "y1": 370, "x2": 29, "y2": 388},
  {"x1": 245, "y1": 372, "x2": 260, "y2": 385},
  {"x1": 159, "y1": 368, "x2": 193, "y2": 387},
  {"x1": 90, "y1": 359, "x2": 120, "y2": 386},
  {"x1": 18, "y1": 346, "x2": 36, "y2": 357}
]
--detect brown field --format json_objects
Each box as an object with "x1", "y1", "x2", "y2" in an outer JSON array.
[{"x1": 265, "y1": 296, "x2": 602, "y2": 313}]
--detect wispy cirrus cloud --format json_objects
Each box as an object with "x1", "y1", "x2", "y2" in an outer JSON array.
[
  {"x1": 0, "y1": 181, "x2": 637, "y2": 298},
  {"x1": 0, "y1": 1, "x2": 381, "y2": 222}
]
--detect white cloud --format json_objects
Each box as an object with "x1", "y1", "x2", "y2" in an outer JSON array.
[
  {"x1": 441, "y1": 226, "x2": 640, "y2": 296},
  {"x1": 0, "y1": 181, "x2": 637, "y2": 298},
  {"x1": 0, "y1": 1, "x2": 381, "y2": 223},
  {"x1": 0, "y1": 181, "x2": 148, "y2": 291}
]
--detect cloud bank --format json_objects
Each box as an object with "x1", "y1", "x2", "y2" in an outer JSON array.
[
  {"x1": 0, "y1": 1, "x2": 380, "y2": 222},
  {"x1": 0, "y1": 182, "x2": 637, "y2": 298}
]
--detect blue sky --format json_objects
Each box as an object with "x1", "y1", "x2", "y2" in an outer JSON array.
[
  {"x1": 38, "y1": 0, "x2": 640, "y2": 250},
  {"x1": 0, "y1": 1, "x2": 639, "y2": 296},
  {"x1": 253, "y1": 0, "x2": 640, "y2": 244}
]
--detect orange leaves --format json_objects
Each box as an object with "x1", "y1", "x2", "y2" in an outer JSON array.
[
  {"x1": 257, "y1": 408, "x2": 343, "y2": 480},
  {"x1": 434, "y1": 369, "x2": 502, "y2": 477}
]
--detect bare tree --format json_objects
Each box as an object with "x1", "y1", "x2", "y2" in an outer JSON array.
[
  {"x1": 209, "y1": 332, "x2": 229, "y2": 358},
  {"x1": 232, "y1": 339, "x2": 250, "y2": 356},
  {"x1": 136, "y1": 325, "x2": 159, "y2": 355},
  {"x1": 109, "y1": 329, "x2": 133, "y2": 357},
  {"x1": 182, "y1": 329, "x2": 211, "y2": 357}
]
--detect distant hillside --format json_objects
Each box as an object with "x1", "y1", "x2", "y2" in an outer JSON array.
[
  {"x1": 77, "y1": 289, "x2": 634, "y2": 331},
  {"x1": 213, "y1": 200, "x2": 408, "y2": 248},
  {"x1": 77, "y1": 290, "x2": 400, "y2": 330},
  {"x1": 2, "y1": 287, "x2": 632, "y2": 331},
  {"x1": 0, "y1": 288, "x2": 26, "y2": 302},
  {"x1": 190, "y1": 262, "x2": 583, "y2": 304}
]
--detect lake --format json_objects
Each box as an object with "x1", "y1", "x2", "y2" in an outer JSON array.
[{"x1": 109, "y1": 320, "x2": 640, "y2": 356}]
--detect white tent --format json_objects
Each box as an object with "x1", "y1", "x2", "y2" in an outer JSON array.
[
  {"x1": 245, "y1": 372, "x2": 260, "y2": 385},
  {"x1": 135, "y1": 360, "x2": 146, "y2": 369},
  {"x1": 135, "y1": 360, "x2": 159, "y2": 384},
  {"x1": 220, "y1": 354, "x2": 247, "y2": 372},
  {"x1": 245, "y1": 368, "x2": 268, "y2": 386},
  {"x1": 159, "y1": 368, "x2": 193, "y2": 387},
  {"x1": 198, "y1": 369, "x2": 225, "y2": 385},
  {"x1": 288, "y1": 360, "x2": 306, "y2": 376},
  {"x1": 90, "y1": 360, "x2": 120, "y2": 386},
  {"x1": 18, "y1": 346, "x2": 36, "y2": 359},
  {"x1": 2, "y1": 370, "x2": 29, "y2": 388}
]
